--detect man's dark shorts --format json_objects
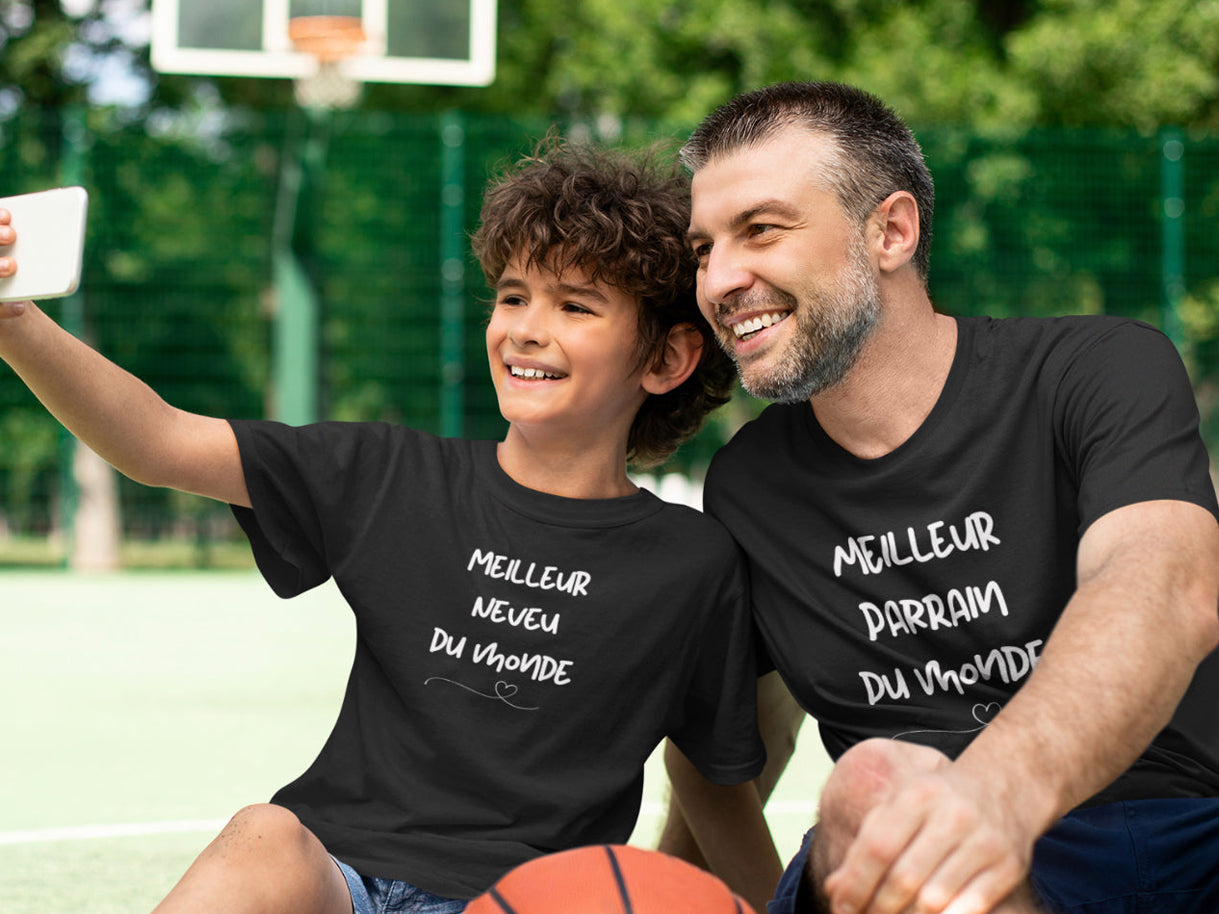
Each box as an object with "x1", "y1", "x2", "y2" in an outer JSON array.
[{"x1": 768, "y1": 797, "x2": 1219, "y2": 914}]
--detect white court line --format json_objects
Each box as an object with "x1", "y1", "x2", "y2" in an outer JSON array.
[
  {"x1": 0, "y1": 802, "x2": 818, "y2": 847},
  {"x1": 761, "y1": 801, "x2": 818, "y2": 815},
  {"x1": 639, "y1": 801, "x2": 817, "y2": 817},
  {"x1": 0, "y1": 818, "x2": 227, "y2": 846}
]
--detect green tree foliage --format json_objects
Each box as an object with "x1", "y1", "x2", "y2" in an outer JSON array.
[
  {"x1": 1007, "y1": 0, "x2": 1219, "y2": 128},
  {"x1": 0, "y1": 0, "x2": 88, "y2": 113},
  {"x1": 6, "y1": 1, "x2": 1219, "y2": 140},
  {"x1": 399, "y1": 0, "x2": 1219, "y2": 131}
]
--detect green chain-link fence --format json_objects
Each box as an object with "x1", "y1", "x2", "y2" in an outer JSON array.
[{"x1": 1, "y1": 109, "x2": 1217, "y2": 565}]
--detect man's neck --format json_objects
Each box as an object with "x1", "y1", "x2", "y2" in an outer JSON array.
[{"x1": 810, "y1": 300, "x2": 957, "y2": 460}]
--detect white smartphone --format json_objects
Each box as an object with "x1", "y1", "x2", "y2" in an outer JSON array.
[{"x1": 0, "y1": 186, "x2": 89, "y2": 302}]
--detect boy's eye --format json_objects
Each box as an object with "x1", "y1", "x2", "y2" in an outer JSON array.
[
  {"x1": 692, "y1": 242, "x2": 712, "y2": 260},
  {"x1": 562, "y1": 301, "x2": 593, "y2": 315},
  {"x1": 498, "y1": 294, "x2": 526, "y2": 307}
]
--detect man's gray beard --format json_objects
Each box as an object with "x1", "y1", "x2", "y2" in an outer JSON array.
[{"x1": 732, "y1": 255, "x2": 881, "y2": 404}]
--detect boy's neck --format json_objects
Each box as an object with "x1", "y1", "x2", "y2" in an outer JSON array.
[{"x1": 496, "y1": 430, "x2": 639, "y2": 500}]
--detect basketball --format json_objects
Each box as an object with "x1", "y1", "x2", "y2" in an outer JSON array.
[{"x1": 466, "y1": 844, "x2": 757, "y2": 913}]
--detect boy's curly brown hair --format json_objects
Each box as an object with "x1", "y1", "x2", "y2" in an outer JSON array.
[{"x1": 471, "y1": 137, "x2": 734, "y2": 467}]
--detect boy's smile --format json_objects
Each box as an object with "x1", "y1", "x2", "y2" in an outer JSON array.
[{"x1": 508, "y1": 364, "x2": 564, "y2": 381}]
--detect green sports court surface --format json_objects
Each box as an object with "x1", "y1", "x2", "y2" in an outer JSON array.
[{"x1": 0, "y1": 571, "x2": 832, "y2": 913}]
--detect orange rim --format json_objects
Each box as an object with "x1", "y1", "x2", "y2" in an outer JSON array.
[{"x1": 287, "y1": 15, "x2": 367, "y2": 63}]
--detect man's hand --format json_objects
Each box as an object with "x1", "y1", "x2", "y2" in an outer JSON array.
[
  {"x1": 824, "y1": 766, "x2": 1034, "y2": 914},
  {"x1": 812, "y1": 739, "x2": 1047, "y2": 914}
]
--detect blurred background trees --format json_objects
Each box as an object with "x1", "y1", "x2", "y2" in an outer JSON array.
[{"x1": 6, "y1": 1, "x2": 1219, "y2": 126}]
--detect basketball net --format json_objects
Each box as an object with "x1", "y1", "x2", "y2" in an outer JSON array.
[{"x1": 288, "y1": 15, "x2": 366, "y2": 110}]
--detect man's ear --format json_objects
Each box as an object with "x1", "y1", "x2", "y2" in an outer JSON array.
[
  {"x1": 872, "y1": 190, "x2": 919, "y2": 273},
  {"x1": 642, "y1": 323, "x2": 703, "y2": 396}
]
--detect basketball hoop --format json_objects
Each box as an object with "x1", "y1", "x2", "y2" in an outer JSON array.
[{"x1": 288, "y1": 15, "x2": 366, "y2": 110}]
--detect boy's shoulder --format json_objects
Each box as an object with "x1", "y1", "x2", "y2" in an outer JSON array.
[
  {"x1": 230, "y1": 419, "x2": 488, "y2": 491},
  {"x1": 639, "y1": 497, "x2": 748, "y2": 602},
  {"x1": 644, "y1": 491, "x2": 743, "y2": 558},
  {"x1": 232, "y1": 418, "x2": 477, "y2": 453}
]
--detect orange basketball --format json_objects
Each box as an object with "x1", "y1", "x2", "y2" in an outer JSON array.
[{"x1": 466, "y1": 844, "x2": 758, "y2": 914}]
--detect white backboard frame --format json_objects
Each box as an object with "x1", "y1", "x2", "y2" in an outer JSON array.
[{"x1": 151, "y1": 0, "x2": 497, "y2": 87}]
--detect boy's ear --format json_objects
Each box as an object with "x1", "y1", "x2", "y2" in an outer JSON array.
[{"x1": 642, "y1": 323, "x2": 703, "y2": 396}]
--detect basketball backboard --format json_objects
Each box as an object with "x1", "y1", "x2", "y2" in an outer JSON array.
[{"x1": 151, "y1": 0, "x2": 496, "y2": 88}]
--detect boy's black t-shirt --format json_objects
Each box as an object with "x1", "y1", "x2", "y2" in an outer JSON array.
[
  {"x1": 706, "y1": 315, "x2": 1219, "y2": 807},
  {"x1": 228, "y1": 420, "x2": 765, "y2": 898}
]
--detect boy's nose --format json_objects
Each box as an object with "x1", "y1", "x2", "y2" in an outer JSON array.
[{"x1": 507, "y1": 306, "x2": 551, "y2": 347}]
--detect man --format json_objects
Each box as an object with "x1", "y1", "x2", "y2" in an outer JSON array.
[{"x1": 663, "y1": 81, "x2": 1219, "y2": 914}]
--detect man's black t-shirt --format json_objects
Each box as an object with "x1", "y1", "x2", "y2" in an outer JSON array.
[
  {"x1": 706, "y1": 316, "x2": 1219, "y2": 807},
  {"x1": 229, "y1": 420, "x2": 765, "y2": 898}
]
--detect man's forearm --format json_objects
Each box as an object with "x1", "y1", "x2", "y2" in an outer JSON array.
[
  {"x1": 822, "y1": 501, "x2": 1219, "y2": 914},
  {"x1": 956, "y1": 499, "x2": 1219, "y2": 835}
]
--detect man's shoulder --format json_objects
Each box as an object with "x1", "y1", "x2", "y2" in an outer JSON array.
[
  {"x1": 963, "y1": 314, "x2": 1176, "y2": 385},
  {"x1": 966, "y1": 313, "x2": 1162, "y2": 353}
]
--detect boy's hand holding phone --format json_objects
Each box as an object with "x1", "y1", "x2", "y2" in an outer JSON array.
[
  {"x1": 0, "y1": 187, "x2": 89, "y2": 315},
  {"x1": 0, "y1": 210, "x2": 22, "y2": 317}
]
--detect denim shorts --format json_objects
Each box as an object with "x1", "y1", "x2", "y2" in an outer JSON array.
[
  {"x1": 333, "y1": 856, "x2": 468, "y2": 914},
  {"x1": 768, "y1": 797, "x2": 1219, "y2": 914}
]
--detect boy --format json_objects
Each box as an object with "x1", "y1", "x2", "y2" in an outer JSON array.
[{"x1": 0, "y1": 140, "x2": 766, "y2": 914}]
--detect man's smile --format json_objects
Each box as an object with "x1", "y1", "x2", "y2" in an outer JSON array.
[{"x1": 730, "y1": 310, "x2": 791, "y2": 341}]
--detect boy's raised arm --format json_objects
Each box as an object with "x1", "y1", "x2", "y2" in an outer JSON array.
[{"x1": 0, "y1": 218, "x2": 250, "y2": 508}]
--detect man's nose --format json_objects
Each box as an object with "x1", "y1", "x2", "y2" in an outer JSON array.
[{"x1": 699, "y1": 244, "x2": 753, "y2": 308}]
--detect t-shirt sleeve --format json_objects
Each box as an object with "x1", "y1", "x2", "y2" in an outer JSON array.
[
  {"x1": 1054, "y1": 322, "x2": 1219, "y2": 533},
  {"x1": 667, "y1": 550, "x2": 767, "y2": 785},
  {"x1": 228, "y1": 419, "x2": 396, "y2": 598}
]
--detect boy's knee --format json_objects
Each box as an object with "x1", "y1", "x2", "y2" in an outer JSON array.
[
  {"x1": 229, "y1": 803, "x2": 306, "y2": 835},
  {"x1": 160, "y1": 803, "x2": 351, "y2": 913},
  {"x1": 212, "y1": 804, "x2": 321, "y2": 871}
]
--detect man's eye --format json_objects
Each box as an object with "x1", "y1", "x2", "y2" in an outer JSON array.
[{"x1": 692, "y1": 243, "x2": 711, "y2": 259}]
